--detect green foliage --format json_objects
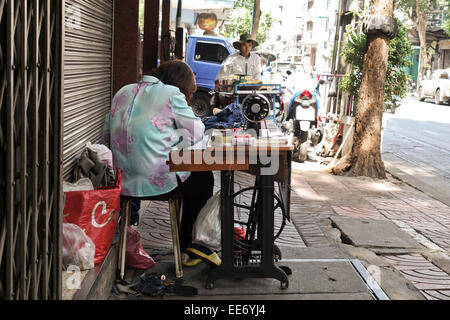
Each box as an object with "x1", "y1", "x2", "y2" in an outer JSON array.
[
  {"x1": 444, "y1": 20, "x2": 450, "y2": 36},
  {"x1": 220, "y1": 0, "x2": 274, "y2": 45},
  {"x1": 397, "y1": 0, "x2": 440, "y2": 16},
  {"x1": 397, "y1": 0, "x2": 449, "y2": 34},
  {"x1": 442, "y1": 0, "x2": 450, "y2": 35},
  {"x1": 339, "y1": 20, "x2": 413, "y2": 112}
]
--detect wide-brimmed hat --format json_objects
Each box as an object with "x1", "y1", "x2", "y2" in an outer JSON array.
[{"x1": 233, "y1": 33, "x2": 259, "y2": 50}]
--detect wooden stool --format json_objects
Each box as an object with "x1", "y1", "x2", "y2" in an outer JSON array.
[{"x1": 118, "y1": 191, "x2": 183, "y2": 280}]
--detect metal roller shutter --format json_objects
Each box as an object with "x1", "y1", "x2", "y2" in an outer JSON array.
[{"x1": 63, "y1": 0, "x2": 113, "y2": 179}]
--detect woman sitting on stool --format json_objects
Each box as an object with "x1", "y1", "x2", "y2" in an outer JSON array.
[{"x1": 105, "y1": 60, "x2": 220, "y2": 267}]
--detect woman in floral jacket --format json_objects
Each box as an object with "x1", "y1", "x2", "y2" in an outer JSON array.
[{"x1": 105, "y1": 60, "x2": 219, "y2": 266}]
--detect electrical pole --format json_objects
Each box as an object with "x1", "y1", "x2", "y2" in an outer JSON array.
[
  {"x1": 331, "y1": 0, "x2": 345, "y2": 74},
  {"x1": 175, "y1": 0, "x2": 184, "y2": 60}
]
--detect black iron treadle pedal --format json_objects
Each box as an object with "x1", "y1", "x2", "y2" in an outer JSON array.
[{"x1": 233, "y1": 250, "x2": 281, "y2": 266}]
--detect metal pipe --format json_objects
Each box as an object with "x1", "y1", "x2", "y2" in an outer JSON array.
[
  {"x1": 6, "y1": 0, "x2": 15, "y2": 300},
  {"x1": 328, "y1": 0, "x2": 344, "y2": 114},
  {"x1": 42, "y1": 0, "x2": 51, "y2": 300},
  {"x1": 161, "y1": 0, "x2": 171, "y2": 63},
  {"x1": 31, "y1": 0, "x2": 40, "y2": 301},
  {"x1": 331, "y1": 0, "x2": 344, "y2": 74},
  {"x1": 20, "y1": 0, "x2": 28, "y2": 299},
  {"x1": 175, "y1": 0, "x2": 184, "y2": 60},
  {"x1": 176, "y1": 0, "x2": 182, "y2": 28},
  {"x1": 54, "y1": 0, "x2": 65, "y2": 300}
]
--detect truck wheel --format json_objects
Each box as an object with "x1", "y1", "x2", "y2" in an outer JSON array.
[
  {"x1": 191, "y1": 92, "x2": 212, "y2": 118},
  {"x1": 418, "y1": 87, "x2": 425, "y2": 102},
  {"x1": 435, "y1": 89, "x2": 442, "y2": 105}
]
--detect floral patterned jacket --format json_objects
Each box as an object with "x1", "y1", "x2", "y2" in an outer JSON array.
[{"x1": 104, "y1": 76, "x2": 205, "y2": 197}]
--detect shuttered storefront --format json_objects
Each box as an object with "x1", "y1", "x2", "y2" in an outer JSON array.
[{"x1": 63, "y1": 0, "x2": 114, "y2": 179}]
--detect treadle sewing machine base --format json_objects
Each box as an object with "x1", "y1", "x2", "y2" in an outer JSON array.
[
  {"x1": 169, "y1": 129, "x2": 293, "y2": 290},
  {"x1": 205, "y1": 247, "x2": 288, "y2": 290},
  {"x1": 204, "y1": 170, "x2": 290, "y2": 290},
  {"x1": 234, "y1": 243, "x2": 283, "y2": 262},
  {"x1": 205, "y1": 264, "x2": 289, "y2": 290}
]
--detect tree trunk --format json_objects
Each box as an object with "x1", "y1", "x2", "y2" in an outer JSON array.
[
  {"x1": 416, "y1": 0, "x2": 428, "y2": 86},
  {"x1": 251, "y1": 0, "x2": 261, "y2": 40},
  {"x1": 344, "y1": 0, "x2": 394, "y2": 179}
]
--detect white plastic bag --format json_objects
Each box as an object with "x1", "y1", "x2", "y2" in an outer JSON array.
[
  {"x1": 62, "y1": 223, "x2": 95, "y2": 270},
  {"x1": 192, "y1": 192, "x2": 221, "y2": 251},
  {"x1": 86, "y1": 142, "x2": 113, "y2": 169}
]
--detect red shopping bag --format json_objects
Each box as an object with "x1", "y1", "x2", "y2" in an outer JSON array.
[{"x1": 63, "y1": 169, "x2": 122, "y2": 265}]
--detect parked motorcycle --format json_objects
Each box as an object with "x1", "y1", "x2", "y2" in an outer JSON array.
[{"x1": 281, "y1": 74, "x2": 325, "y2": 162}]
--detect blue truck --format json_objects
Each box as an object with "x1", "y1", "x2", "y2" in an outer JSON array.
[{"x1": 186, "y1": 35, "x2": 235, "y2": 117}]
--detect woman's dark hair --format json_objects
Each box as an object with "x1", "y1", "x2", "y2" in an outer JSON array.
[{"x1": 151, "y1": 60, "x2": 197, "y2": 104}]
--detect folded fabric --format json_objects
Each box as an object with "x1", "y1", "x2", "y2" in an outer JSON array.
[
  {"x1": 202, "y1": 103, "x2": 247, "y2": 131},
  {"x1": 72, "y1": 146, "x2": 115, "y2": 187},
  {"x1": 129, "y1": 273, "x2": 198, "y2": 298},
  {"x1": 132, "y1": 273, "x2": 165, "y2": 298}
]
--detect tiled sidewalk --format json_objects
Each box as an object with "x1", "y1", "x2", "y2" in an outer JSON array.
[
  {"x1": 136, "y1": 162, "x2": 450, "y2": 300},
  {"x1": 138, "y1": 171, "x2": 307, "y2": 251},
  {"x1": 383, "y1": 254, "x2": 450, "y2": 300},
  {"x1": 290, "y1": 162, "x2": 450, "y2": 300}
]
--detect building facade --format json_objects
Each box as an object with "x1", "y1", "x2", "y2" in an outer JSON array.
[
  {"x1": 261, "y1": 0, "x2": 303, "y2": 62},
  {"x1": 259, "y1": 0, "x2": 339, "y2": 74}
]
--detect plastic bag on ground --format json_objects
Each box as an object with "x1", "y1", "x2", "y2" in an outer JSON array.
[
  {"x1": 126, "y1": 226, "x2": 156, "y2": 270},
  {"x1": 86, "y1": 141, "x2": 114, "y2": 169},
  {"x1": 192, "y1": 192, "x2": 221, "y2": 251},
  {"x1": 62, "y1": 223, "x2": 95, "y2": 271}
]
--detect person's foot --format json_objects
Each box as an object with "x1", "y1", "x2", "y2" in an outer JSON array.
[
  {"x1": 182, "y1": 253, "x2": 203, "y2": 267},
  {"x1": 130, "y1": 211, "x2": 140, "y2": 226},
  {"x1": 185, "y1": 243, "x2": 221, "y2": 267},
  {"x1": 130, "y1": 201, "x2": 141, "y2": 226}
]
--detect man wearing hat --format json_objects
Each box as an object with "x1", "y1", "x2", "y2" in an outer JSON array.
[{"x1": 215, "y1": 33, "x2": 262, "y2": 83}]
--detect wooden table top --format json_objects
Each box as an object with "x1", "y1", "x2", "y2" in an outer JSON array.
[{"x1": 168, "y1": 138, "x2": 293, "y2": 173}]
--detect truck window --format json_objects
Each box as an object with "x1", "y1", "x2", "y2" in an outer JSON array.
[{"x1": 194, "y1": 41, "x2": 230, "y2": 64}]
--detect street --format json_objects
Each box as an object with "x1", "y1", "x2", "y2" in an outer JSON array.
[{"x1": 382, "y1": 97, "x2": 450, "y2": 206}]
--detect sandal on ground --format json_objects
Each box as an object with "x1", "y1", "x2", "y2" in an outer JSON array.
[{"x1": 185, "y1": 243, "x2": 221, "y2": 267}]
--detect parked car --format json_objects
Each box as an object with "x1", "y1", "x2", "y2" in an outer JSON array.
[
  {"x1": 186, "y1": 35, "x2": 235, "y2": 117},
  {"x1": 418, "y1": 69, "x2": 450, "y2": 105},
  {"x1": 268, "y1": 61, "x2": 307, "y2": 88},
  {"x1": 272, "y1": 61, "x2": 305, "y2": 75}
]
